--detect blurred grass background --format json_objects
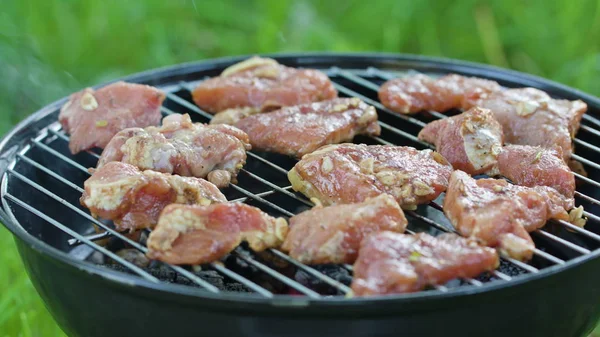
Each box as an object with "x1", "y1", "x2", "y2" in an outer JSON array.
[{"x1": 1, "y1": 0, "x2": 599, "y2": 336}]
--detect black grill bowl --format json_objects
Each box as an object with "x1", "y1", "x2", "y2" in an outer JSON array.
[{"x1": 1, "y1": 53, "x2": 600, "y2": 337}]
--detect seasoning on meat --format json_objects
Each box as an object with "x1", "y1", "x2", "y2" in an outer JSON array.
[
  {"x1": 97, "y1": 113, "x2": 250, "y2": 188},
  {"x1": 288, "y1": 144, "x2": 453, "y2": 210},
  {"x1": 351, "y1": 232, "x2": 499, "y2": 296},
  {"x1": 146, "y1": 203, "x2": 288, "y2": 265},
  {"x1": 418, "y1": 107, "x2": 503, "y2": 175},
  {"x1": 59, "y1": 81, "x2": 165, "y2": 154},
  {"x1": 210, "y1": 107, "x2": 260, "y2": 125},
  {"x1": 443, "y1": 170, "x2": 574, "y2": 261},
  {"x1": 492, "y1": 144, "x2": 575, "y2": 198},
  {"x1": 378, "y1": 74, "x2": 501, "y2": 114},
  {"x1": 192, "y1": 56, "x2": 337, "y2": 114},
  {"x1": 80, "y1": 162, "x2": 226, "y2": 232},
  {"x1": 281, "y1": 194, "x2": 406, "y2": 264},
  {"x1": 233, "y1": 98, "x2": 381, "y2": 158},
  {"x1": 473, "y1": 88, "x2": 587, "y2": 161}
]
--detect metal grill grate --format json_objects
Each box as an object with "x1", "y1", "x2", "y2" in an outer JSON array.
[{"x1": 3, "y1": 64, "x2": 600, "y2": 299}]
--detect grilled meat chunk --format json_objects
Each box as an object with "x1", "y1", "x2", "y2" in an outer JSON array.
[
  {"x1": 378, "y1": 74, "x2": 501, "y2": 114},
  {"x1": 288, "y1": 144, "x2": 452, "y2": 209},
  {"x1": 192, "y1": 56, "x2": 337, "y2": 114},
  {"x1": 146, "y1": 203, "x2": 288, "y2": 265},
  {"x1": 473, "y1": 88, "x2": 587, "y2": 161},
  {"x1": 59, "y1": 81, "x2": 165, "y2": 154},
  {"x1": 281, "y1": 194, "x2": 406, "y2": 264},
  {"x1": 233, "y1": 98, "x2": 381, "y2": 157},
  {"x1": 97, "y1": 114, "x2": 250, "y2": 188},
  {"x1": 418, "y1": 107, "x2": 503, "y2": 175},
  {"x1": 351, "y1": 232, "x2": 499, "y2": 296},
  {"x1": 493, "y1": 145, "x2": 575, "y2": 198},
  {"x1": 444, "y1": 170, "x2": 573, "y2": 261},
  {"x1": 80, "y1": 162, "x2": 226, "y2": 231}
]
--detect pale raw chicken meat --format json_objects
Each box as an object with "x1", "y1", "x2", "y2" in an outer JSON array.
[
  {"x1": 97, "y1": 113, "x2": 250, "y2": 188},
  {"x1": 351, "y1": 232, "x2": 499, "y2": 296},
  {"x1": 192, "y1": 56, "x2": 337, "y2": 114},
  {"x1": 80, "y1": 162, "x2": 226, "y2": 231},
  {"x1": 493, "y1": 145, "x2": 575, "y2": 198},
  {"x1": 378, "y1": 74, "x2": 501, "y2": 114},
  {"x1": 59, "y1": 81, "x2": 165, "y2": 154},
  {"x1": 418, "y1": 107, "x2": 503, "y2": 175},
  {"x1": 472, "y1": 88, "x2": 587, "y2": 160},
  {"x1": 233, "y1": 98, "x2": 381, "y2": 157},
  {"x1": 146, "y1": 203, "x2": 288, "y2": 265},
  {"x1": 288, "y1": 144, "x2": 453, "y2": 210},
  {"x1": 443, "y1": 170, "x2": 573, "y2": 261},
  {"x1": 281, "y1": 194, "x2": 407, "y2": 264}
]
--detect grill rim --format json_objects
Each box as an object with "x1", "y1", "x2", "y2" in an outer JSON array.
[{"x1": 2, "y1": 52, "x2": 600, "y2": 308}]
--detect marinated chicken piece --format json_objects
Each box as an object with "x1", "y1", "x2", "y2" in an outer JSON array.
[
  {"x1": 472, "y1": 88, "x2": 587, "y2": 161},
  {"x1": 234, "y1": 98, "x2": 381, "y2": 157},
  {"x1": 418, "y1": 107, "x2": 503, "y2": 175},
  {"x1": 492, "y1": 145, "x2": 575, "y2": 198},
  {"x1": 80, "y1": 162, "x2": 226, "y2": 231},
  {"x1": 289, "y1": 144, "x2": 453, "y2": 209},
  {"x1": 444, "y1": 171, "x2": 573, "y2": 261},
  {"x1": 378, "y1": 74, "x2": 501, "y2": 114},
  {"x1": 192, "y1": 56, "x2": 337, "y2": 114},
  {"x1": 281, "y1": 194, "x2": 406, "y2": 264},
  {"x1": 97, "y1": 113, "x2": 250, "y2": 188},
  {"x1": 59, "y1": 81, "x2": 165, "y2": 154},
  {"x1": 146, "y1": 203, "x2": 288, "y2": 265},
  {"x1": 351, "y1": 232, "x2": 499, "y2": 296}
]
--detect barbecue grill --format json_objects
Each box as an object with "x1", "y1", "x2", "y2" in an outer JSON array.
[{"x1": 1, "y1": 53, "x2": 600, "y2": 337}]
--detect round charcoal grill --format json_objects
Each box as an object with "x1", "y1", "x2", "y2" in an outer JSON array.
[{"x1": 1, "y1": 53, "x2": 600, "y2": 337}]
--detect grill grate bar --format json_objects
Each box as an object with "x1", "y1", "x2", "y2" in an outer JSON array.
[
  {"x1": 166, "y1": 93, "x2": 213, "y2": 120},
  {"x1": 231, "y1": 186, "x2": 294, "y2": 203},
  {"x1": 581, "y1": 124, "x2": 600, "y2": 138},
  {"x1": 373, "y1": 136, "x2": 393, "y2": 145},
  {"x1": 268, "y1": 249, "x2": 352, "y2": 294},
  {"x1": 582, "y1": 114, "x2": 600, "y2": 129},
  {"x1": 233, "y1": 249, "x2": 321, "y2": 298},
  {"x1": 239, "y1": 169, "x2": 313, "y2": 207},
  {"x1": 17, "y1": 154, "x2": 84, "y2": 193},
  {"x1": 573, "y1": 138, "x2": 600, "y2": 154},
  {"x1": 32, "y1": 140, "x2": 89, "y2": 174},
  {"x1": 576, "y1": 191, "x2": 600, "y2": 207},
  {"x1": 573, "y1": 154, "x2": 600, "y2": 171},
  {"x1": 246, "y1": 152, "x2": 289, "y2": 175},
  {"x1": 229, "y1": 184, "x2": 294, "y2": 217},
  {"x1": 68, "y1": 231, "x2": 111, "y2": 245},
  {"x1": 554, "y1": 219, "x2": 600, "y2": 242},
  {"x1": 3, "y1": 192, "x2": 160, "y2": 283},
  {"x1": 574, "y1": 173, "x2": 600, "y2": 189},
  {"x1": 583, "y1": 211, "x2": 600, "y2": 224}
]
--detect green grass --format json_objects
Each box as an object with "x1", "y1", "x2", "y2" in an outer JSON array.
[{"x1": 1, "y1": 0, "x2": 600, "y2": 335}]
